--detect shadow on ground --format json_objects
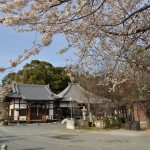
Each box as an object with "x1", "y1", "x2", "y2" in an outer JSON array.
[
  {"x1": 49, "y1": 134, "x2": 77, "y2": 140},
  {"x1": 0, "y1": 135, "x2": 24, "y2": 143},
  {"x1": 22, "y1": 148, "x2": 44, "y2": 150}
]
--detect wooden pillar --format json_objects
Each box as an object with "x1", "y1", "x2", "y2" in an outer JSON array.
[
  {"x1": 43, "y1": 102, "x2": 46, "y2": 123},
  {"x1": 27, "y1": 105, "x2": 31, "y2": 124},
  {"x1": 18, "y1": 99, "x2": 20, "y2": 122},
  {"x1": 8, "y1": 101, "x2": 10, "y2": 119},
  {"x1": 13, "y1": 99, "x2": 15, "y2": 121}
]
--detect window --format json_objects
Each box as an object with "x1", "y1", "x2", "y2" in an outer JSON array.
[
  {"x1": 46, "y1": 109, "x2": 49, "y2": 115},
  {"x1": 19, "y1": 109, "x2": 26, "y2": 116}
]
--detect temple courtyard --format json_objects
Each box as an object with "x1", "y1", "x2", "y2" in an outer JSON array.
[{"x1": 0, "y1": 123, "x2": 150, "y2": 150}]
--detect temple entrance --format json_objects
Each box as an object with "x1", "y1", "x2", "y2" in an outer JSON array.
[{"x1": 30, "y1": 106, "x2": 43, "y2": 120}]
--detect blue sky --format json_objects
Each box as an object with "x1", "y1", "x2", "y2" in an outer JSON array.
[{"x1": 0, "y1": 25, "x2": 74, "y2": 85}]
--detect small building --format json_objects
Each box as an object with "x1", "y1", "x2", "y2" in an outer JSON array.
[
  {"x1": 5, "y1": 83, "x2": 62, "y2": 123},
  {"x1": 133, "y1": 101, "x2": 149, "y2": 129},
  {"x1": 58, "y1": 82, "x2": 111, "y2": 119}
]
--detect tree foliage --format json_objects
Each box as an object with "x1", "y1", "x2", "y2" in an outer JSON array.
[
  {"x1": 2, "y1": 60, "x2": 70, "y2": 93},
  {"x1": 0, "y1": 0, "x2": 149, "y2": 106},
  {"x1": 0, "y1": 83, "x2": 12, "y2": 121},
  {"x1": 78, "y1": 66, "x2": 150, "y2": 123},
  {"x1": 0, "y1": 0, "x2": 149, "y2": 74}
]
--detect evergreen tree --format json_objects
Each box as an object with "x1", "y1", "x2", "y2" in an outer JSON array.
[{"x1": 2, "y1": 60, "x2": 70, "y2": 93}]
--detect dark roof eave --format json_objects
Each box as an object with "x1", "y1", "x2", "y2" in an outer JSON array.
[{"x1": 24, "y1": 99, "x2": 55, "y2": 101}]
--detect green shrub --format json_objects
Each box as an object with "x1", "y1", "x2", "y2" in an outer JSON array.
[
  {"x1": 103, "y1": 116, "x2": 111, "y2": 129},
  {"x1": 103, "y1": 115, "x2": 121, "y2": 129},
  {"x1": 1, "y1": 119, "x2": 8, "y2": 126}
]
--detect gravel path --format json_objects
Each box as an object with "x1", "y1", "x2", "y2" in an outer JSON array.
[{"x1": 0, "y1": 123, "x2": 150, "y2": 150}]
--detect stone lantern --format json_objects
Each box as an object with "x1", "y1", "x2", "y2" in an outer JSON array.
[{"x1": 82, "y1": 106, "x2": 87, "y2": 120}]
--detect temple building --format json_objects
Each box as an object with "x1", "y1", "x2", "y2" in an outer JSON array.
[
  {"x1": 4, "y1": 82, "x2": 111, "y2": 123},
  {"x1": 5, "y1": 83, "x2": 62, "y2": 123}
]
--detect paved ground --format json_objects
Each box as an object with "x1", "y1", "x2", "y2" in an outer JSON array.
[{"x1": 0, "y1": 123, "x2": 150, "y2": 150}]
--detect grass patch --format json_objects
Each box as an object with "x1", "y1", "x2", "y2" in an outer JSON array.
[{"x1": 84, "y1": 127, "x2": 103, "y2": 131}]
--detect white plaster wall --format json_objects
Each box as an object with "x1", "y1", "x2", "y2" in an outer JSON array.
[
  {"x1": 20, "y1": 104, "x2": 27, "y2": 109},
  {"x1": 60, "y1": 102, "x2": 68, "y2": 107},
  {"x1": 10, "y1": 104, "x2": 14, "y2": 109},
  {"x1": 9, "y1": 110, "x2": 11, "y2": 116},
  {"x1": 49, "y1": 109, "x2": 53, "y2": 119},
  {"x1": 46, "y1": 104, "x2": 49, "y2": 109},
  {"x1": 19, "y1": 116, "x2": 26, "y2": 121},
  {"x1": 15, "y1": 104, "x2": 19, "y2": 109},
  {"x1": 50, "y1": 103, "x2": 53, "y2": 108},
  {"x1": 14, "y1": 110, "x2": 19, "y2": 120}
]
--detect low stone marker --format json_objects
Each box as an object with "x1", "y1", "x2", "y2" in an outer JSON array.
[
  {"x1": 1, "y1": 144, "x2": 7, "y2": 150},
  {"x1": 66, "y1": 119, "x2": 75, "y2": 129}
]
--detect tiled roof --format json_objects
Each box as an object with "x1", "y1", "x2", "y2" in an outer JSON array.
[
  {"x1": 58, "y1": 83, "x2": 110, "y2": 103},
  {"x1": 6, "y1": 83, "x2": 62, "y2": 101},
  {"x1": 58, "y1": 83, "x2": 86, "y2": 102}
]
